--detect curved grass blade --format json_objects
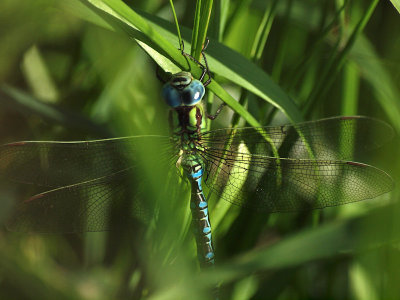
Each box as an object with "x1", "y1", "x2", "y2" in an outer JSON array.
[
  {"x1": 350, "y1": 34, "x2": 400, "y2": 132},
  {"x1": 202, "y1": 204, "x2": 399, "y2": 284},
  {"x1": 77, "y1": 0, "x2": 303, "y2": 123},
  {"x1": 0, "y1": 84, "x2": 109, "y2": 136},
  {"x1": 169, "y1": 0, "x2": 184, "y2": 51}
]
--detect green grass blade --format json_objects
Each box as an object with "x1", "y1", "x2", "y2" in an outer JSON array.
[
  {"x1": 78, "y1": 0, "x2": 303, "y2": 123},
  {"x1": 192, "y1": 0, "x2": 213, "y2": 60},
  {"x1": 250, "y1": 0, "x2": 277, "y2": 62},
  {"x1": 216, "y1": 0, "x2": 230, "y2": 39},
  {"x1": 0, "y1": 84, "x2": 109, "y2": 136},
  {"x1": 204, "y1": 205, "x2": 399, "y2": 284},
  {"x1": 191, "y1": 0, "x2": 201, "y2": 58},
  {"x1": 341, "y1": 61, "x2": 360, "y2": 115},
  {"x1": 305, "y1": 0, "x2": 379, "y2": 116},
  {"x1": 389, "y1": 0, "x2": 400, "y2": 13},
  {"x1": 350, "y1": 35, "x2": 400, "y2": 132},
  {"x1": 169, "y1": 0, "x2": 183, "y2": 50}
]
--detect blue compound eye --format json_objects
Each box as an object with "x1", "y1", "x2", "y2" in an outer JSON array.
[
  {"x1": 182, "y1": 80, "x2": 205, "y2": 106},
  {"x1": 162, "y1": 83, "x2": 182, "y2": 108}
]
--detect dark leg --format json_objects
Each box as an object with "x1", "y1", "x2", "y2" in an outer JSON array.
[
  {"x1": 180, "y1": 38, "x2": 212, "y2": 87},
  {"x1": 207, "y1": 103, "x2": 226, "y2": 120},
  {"x1": 199, "y1": 38, "x2": 211, "y2": 86}
]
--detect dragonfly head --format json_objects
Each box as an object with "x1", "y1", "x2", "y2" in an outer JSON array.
[{"x1": 162, "y1": 71, "x2": 205, "y2": 108}]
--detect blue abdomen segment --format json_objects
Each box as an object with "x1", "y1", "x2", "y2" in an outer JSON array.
[{"x1": 188, "y1": 163, "x2": 215, "y2": 266}]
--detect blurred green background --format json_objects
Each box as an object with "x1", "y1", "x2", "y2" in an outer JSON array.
[{"x1": 0, "y1": 0, "x2": 400, "y2": 299}]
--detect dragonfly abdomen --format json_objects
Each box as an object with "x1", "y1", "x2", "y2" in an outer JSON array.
[{"x1": 187, "y1": 162, "x2": 215, "y2": 266}]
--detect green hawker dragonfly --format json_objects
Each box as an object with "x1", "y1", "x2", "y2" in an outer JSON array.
[{"x1": 0, "y1": 69, "x2": 394, "y2": 268}]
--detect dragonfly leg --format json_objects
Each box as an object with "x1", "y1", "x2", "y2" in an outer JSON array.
[
  {"x1": 199, "y1": 38, "x2": 211, "y2": 86},
  {"x1": 207, "y1": 103, "x2": 226, "y2": 120},
  {"x1": 180, "y1": 38, "x2": 212, "y2": 87}
]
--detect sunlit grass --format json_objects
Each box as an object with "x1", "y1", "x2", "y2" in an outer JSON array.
[{"x1": 0, "y1": 0, "x2": 399, "y2": 299}]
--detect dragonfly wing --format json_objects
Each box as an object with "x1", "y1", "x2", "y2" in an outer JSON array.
[
  {"x1": 0, "y1": 136, "x2": 171, "y2": 188},
  {"x1": 201, "y1": 116, "x2": 393, "y2": 160},
  {"x1": 6, "y1": 168, "x2": 150, "y2": 233},
  {"x1": 201, "y1": 149, "x2": 393, "y2": 212}
]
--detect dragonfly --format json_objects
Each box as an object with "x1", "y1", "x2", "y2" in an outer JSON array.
[{"x1": 0, "y1": 53, "x2": 394, "y2": 270}]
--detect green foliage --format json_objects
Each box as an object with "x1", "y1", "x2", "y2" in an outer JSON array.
[{"x1": 0, "y1": 0, "x2": 400, "y2": 299}]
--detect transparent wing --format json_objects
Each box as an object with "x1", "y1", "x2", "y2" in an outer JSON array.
[
  {"x1": 201, "y1": 148, "x2": 393, "y2": 211},
  {"x1": 6, "y1": 168, "x2": 151, "y2": 233},
  {"x1": 201, "y1": 116, "x2": 393, "y2": 160},
  {"x1": 1, "y1": 135, "x2": 176, "y2": 233},
  {"x1": 200, "y1": 116, "x2": 394, "y2": 212},
  {"x1": 0, "y1": 135, "x2": 172, "y2": 187}
]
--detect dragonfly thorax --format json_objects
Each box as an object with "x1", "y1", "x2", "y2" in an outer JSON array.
[
  {"x1": 171, "y1": 105, "x2": 206, "y2": 136},
  {"x1": 169, "y1": 104, "x2": 207, "y2": 181}
]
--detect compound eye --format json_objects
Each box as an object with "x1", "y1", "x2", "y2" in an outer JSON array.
[
  {"x1": 182, "y1": 80, "x2": 205, "y2": 106},
  {"x1": 162, "y1": 84, "x2": 182, "y2": 107}
]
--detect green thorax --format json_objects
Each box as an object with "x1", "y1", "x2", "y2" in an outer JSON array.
[
  {"x1": 169, "y1": 103, "x2": 207, "y2": 171},
  {"x1": 170, "y1": 103, "x2": 207, "y2": 151}
]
